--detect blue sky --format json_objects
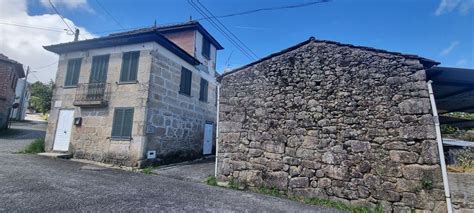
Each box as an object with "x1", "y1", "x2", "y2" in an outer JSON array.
[{"x1": 15, "y1": 0, "x2": 474, "y2": 77}]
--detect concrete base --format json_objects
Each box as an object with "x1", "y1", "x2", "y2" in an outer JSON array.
[{"x1": 37, "y1": 152, "x2": 72, "y2": 159}]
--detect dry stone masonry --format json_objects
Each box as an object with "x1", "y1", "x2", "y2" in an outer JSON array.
[{"x1": 217, "y1": 38, "x2": 446, "y2": 212}]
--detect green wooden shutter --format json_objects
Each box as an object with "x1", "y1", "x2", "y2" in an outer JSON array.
[
  {"x1": 72, "y1": 59, "x2": 81, "y2": 85},
  {"x1": 199, "y1": 78, "x2": 208, "y2": 101},
  {"x1": 129, "y1": 52, "x2": 139, "y2": 81},
  {"x1": 180, "y1": 67, "x2": 192, "y2": 95},
  {"x1": 111, "y1": 108, "x2": 124, "y2": 137},
  {"x1": 122, "y1": 108, "x2": 134, "y2": 137},
  {"x1": 120, "y1": 53, "x2": 130, "y2": 82},
  {"x1": 90, "y1": 55, "x2": 109, "y2": 83}
]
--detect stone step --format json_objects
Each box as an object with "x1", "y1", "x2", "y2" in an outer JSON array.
[{"x1": 37, "y1": 152, "x2": 72, "y2": 159}]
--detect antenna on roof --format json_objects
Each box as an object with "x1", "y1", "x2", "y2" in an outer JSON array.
[
  {"x1": 153, "y1": 20, "x2": 157, "y2": 27},
  {"x1": 189, "y1": 15, "x2": 193, "y2": 21},
  {"x1": 74, "y1": 29, "x2": 80, "y2": 41}
]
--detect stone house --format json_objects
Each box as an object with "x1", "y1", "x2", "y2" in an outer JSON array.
[
  {"x1": 0, "y1": 54, "x2": 25, "y2": 130},
  {"x1": 43, "y1": 21, "x2": 223, "y2": 167},
  {"x1": 217, "y1": 37, "x2": 451, "y2": 212}
]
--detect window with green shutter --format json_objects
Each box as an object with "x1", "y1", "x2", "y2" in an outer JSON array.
[
  {"x1": 179, "y1": 67, "x2": 192, "y2": 96},
  {"x1": 202, "y1": 37, "x2": 210, "y2": 59},
  {"x1": 64, "y1": 58, "x2": 82, "y2": 86},
  {"x1": 90, "y1": 55, "x2": 109, "y2": 83},
  {"x1": 120, "y1": 51, "x2": 140, "y2": 82},
  {"x1": 199, "y1": 78, "x2": 208, "y2": 102},
  {"x1": 111, "y1": 107, "x2": 134, "y2": 139}
]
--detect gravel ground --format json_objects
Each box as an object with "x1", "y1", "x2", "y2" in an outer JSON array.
[{"x1": 0, "y1": 121, "x2": 339, "y2": 212}]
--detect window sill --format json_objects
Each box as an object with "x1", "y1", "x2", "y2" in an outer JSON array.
[
  {"x1": 116, "y1": 81, "x2": 138, "y2": 85},
  {"x1": 179, "y1": 92, "x2": 192, "y2": 98},
  {"x1": 63, "y1": 85, "x2": 77, "y2": 89},
  {"x1": 110, "y1": 137, "x2": 132, "y2": 141},
  {"x1": 199, "y1": 99, "x2": 208, "y2": 103}
]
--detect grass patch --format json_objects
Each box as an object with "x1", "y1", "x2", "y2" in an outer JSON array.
[
  {"x1": 206, "y1": 176, "x2": 218, "y2": 186},
  {"x1": 18, "y1": 137, "x2": 44, "y2": 154},
  {"x1": 206, "y1": 179, "x2": 377, "y2": 213},
  {"x1": 141, "y1": 166, "x2": 155, "y2": 174}
]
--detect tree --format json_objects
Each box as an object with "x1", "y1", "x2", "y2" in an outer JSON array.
[{"x1": 29, "y1": 80, "x2": 53, "y2": 114}]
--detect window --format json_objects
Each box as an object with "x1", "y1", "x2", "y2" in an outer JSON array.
[
  {"x1": 179, "y1": 67, "x2": 192, "y2": 96},
  {"x1": 90, "y1": 55, "x2": 110, "y2": 83},
  {"x1": 120, "y1": 51, "x2": 140, "y2": 82},
  {"x1": 199, "y1": 78, "x2": 208, "y2": 102},
  {"x1": 202, "y1": 37, "x2": 210, "y2": 59},
  {"x1": 64, "y1": 58, "x2": 82, "y2": 86},
  {"x1": 10, "y1": 73, "x2": 16, "y2": 89},
  {"x1": 111, "y1": 108, "x2": 134, "y2": 139}
]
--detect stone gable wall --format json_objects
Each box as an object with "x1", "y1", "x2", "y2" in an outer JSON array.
[
  {"x1": 218, "y1": 41, "x2": 446, "y2": 212},
  {"x1": 145, "y1": 51, "x2": 217, "y2": 165}
]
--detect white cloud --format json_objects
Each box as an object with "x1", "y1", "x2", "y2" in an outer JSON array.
[
  {"x1": 0, "y1": 0, "x2": 95, "y2": 83},
  {"x1": 439, "y1": 41, "x2": 460, "y2": 56},
  {"x1": 40, "y1": 0, "x2": 93, "y2": 12},
  {"x1": 435, "y1": 0, "x2": 474, "y2": 15}
]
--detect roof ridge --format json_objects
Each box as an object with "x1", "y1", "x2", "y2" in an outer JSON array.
[{"x1": 218, "y1": 37, "x2": 439, "y2": 80}]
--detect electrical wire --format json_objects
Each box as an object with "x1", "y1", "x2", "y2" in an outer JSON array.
[
  {"x1": 195, "y1": 0, "x2": 259, "y2": 59},
  {"x1": 195, "y1": 0, "x2": 330, "y2": 20},
  {"x1": 48, "y1": 0, "x2": 74, "y2": 34},
  {"x1": 94, "y1": 0, "x2": 125, "y2": 29},
  {"x1": 187, "y1": 0, "x2": 256, "y2": 61},
  {"x1": 33, "y1": 61, "x2": 58, "y2": 70},
  {"x1": 0, "y1": 21, "x2": 66, "y2": 32}
]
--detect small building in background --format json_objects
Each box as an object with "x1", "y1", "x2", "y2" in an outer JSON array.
[
  {"x1": 0, "y1": 54, "x2": 25, "y2": 130},
  {"x1": 11, "y1": 79, "x2": 30, "y2": 121}
]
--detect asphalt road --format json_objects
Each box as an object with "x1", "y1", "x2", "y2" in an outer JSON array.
[{"x1": 0, "y1": 121, "x2": 338, "y2": 212}]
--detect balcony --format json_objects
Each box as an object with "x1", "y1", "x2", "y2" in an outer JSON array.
[{"x1": 73, "y1": 83, "x2": 110, "y2": 107}]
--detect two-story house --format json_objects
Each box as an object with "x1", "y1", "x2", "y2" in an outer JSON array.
[
  {"x1": 43, "y1": 21, "x2": 223, "y2": 167},
  {"x1": 0, "y1": 54, "x2": 25, "y2": 130}
]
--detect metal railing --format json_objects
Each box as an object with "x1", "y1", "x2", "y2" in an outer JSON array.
[{"x1": 73, "y1": 82, "x2": 110, "y2": 106}]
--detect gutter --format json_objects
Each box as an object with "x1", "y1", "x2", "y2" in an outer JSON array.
[
  {"x1": 427, "y1": 80, "x2": 453, "y2": 213},
  {"x1": 214, "y1": 83, "x2": 220, "y2": 177}
]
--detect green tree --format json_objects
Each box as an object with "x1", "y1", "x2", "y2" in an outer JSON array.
[{"x1": 29, "y1": 80, "x2": 53, "y2": 114}]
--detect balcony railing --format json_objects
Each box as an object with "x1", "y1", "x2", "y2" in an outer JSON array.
[{"x1": 73, "y1": 82, "x2": 110, "y2": 107}]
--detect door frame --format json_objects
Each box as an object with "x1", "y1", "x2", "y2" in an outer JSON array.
[{"x1": 52, "y1": 109, "x2": 75, "y2": 152}]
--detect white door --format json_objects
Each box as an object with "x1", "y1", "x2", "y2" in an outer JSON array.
[
  {"x1": 203, "y1": 123, "x2": 213, "y2": 155},
  {"x1": 53, "y1": 110, "x2": 75, "y2": 152}
]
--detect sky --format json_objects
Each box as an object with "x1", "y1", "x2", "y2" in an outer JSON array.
[{"x1": 0, "y1": 0, "x2": 473, "y2": 83}]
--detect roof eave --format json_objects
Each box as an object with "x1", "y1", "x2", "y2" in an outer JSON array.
[{"x1": 43, "y1": 32, "x2": 200, "y2": 66}]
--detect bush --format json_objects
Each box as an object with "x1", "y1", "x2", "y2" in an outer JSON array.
[
  {"x1": 205, "y1": 176, "x2": 218, "y2": 186},
  {"x1": 18, "y1": 138, "x2": 45, "y2": 154},
  {"x1": 141, "y1": 166, "x2": 154, "y2": 174}
]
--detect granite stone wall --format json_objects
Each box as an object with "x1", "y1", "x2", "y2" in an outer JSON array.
[
  {"x1": 145, "y1": 51, "x2": 217, "y2": 164},
  {"x1": 218, "y1": 40, "x2": 446, "y2": 212}
]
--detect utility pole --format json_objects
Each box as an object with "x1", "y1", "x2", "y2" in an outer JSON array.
[
  {"x1": 18, "y1": 66, "x2": 30, "y2": 120},
  {"x1": 74, "y1": 29, "x2": 80, "y2": 41}
]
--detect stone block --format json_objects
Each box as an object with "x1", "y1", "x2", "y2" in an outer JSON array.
[
  {"x1": 289, "y1": 177, "x2": 309, "y2": 188},
  {"x1": 390, "y1": 150, "x2": 419, "y2": 163},
  {"x1": 264, "y1": 171, "x2": 288, "y2": 190},
  {"x1": 398, "y1": 99, "x2": 431, "y2": 115},
  {"x1": 351, "y1": 141, "x2": 371, "y2": 153}
]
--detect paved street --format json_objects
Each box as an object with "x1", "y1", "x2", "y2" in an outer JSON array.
[{"x1": 0, "y1": 121, "x2": 337, "y2": 212}]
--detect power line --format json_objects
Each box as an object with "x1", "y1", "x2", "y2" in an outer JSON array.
[
  {"x1": 0, "y1": 21, "x2": 66, "y2": 32},
  {"x1": 94, "y1": 0, "x2": 125, "y2": 30},
  {"x1": 196, "y1": 0, "x2": 330, "y2": 20},
  {"x1": 195, "y1": 0, "x2": 259, "y2": 59},
  {"x1": 33, "y1": 61, "x2": 58, "y2": 70},
  {"x1": 187, "y1": 0, "x2": 257, "y2": 61},
  {"x1": 48, "y1": 0, "x2": 75, "y2": 34}
]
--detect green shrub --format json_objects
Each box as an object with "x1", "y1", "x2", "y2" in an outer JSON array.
[
  {"x1": 458, "y1": 148, "x2": 473, "y2": 169},
  {"x1": 18, "y1": 138, "x2": 45, "y2": 154},
  {"x1": 440, "y1": 125, "x2": 457, "y2": 135},
  {"x1": 228, "y1": 177, "x2": 241, "y2": 190},
  {"x1": 205, "y1": 176, "x2": 218, "y2": 186},
  {"x1": 141, "y1": 166, "x2": 154, "y2": 174}
]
